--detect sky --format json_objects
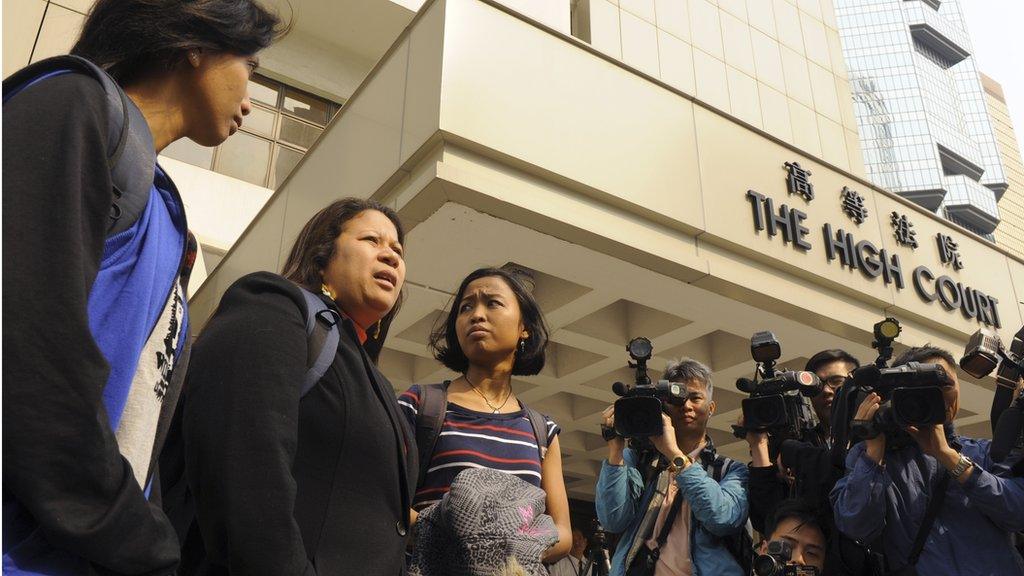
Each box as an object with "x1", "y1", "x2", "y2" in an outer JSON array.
[{"x1": 961, "y1": 1, "x2": 1024, "y2": 146}]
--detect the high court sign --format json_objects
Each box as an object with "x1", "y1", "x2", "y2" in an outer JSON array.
[{"x1": 745, "y1": 161, "x2": 1001, "y2": 328}]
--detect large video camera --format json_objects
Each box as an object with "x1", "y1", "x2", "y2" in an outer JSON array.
[
  {"x1": 844, "y1": 318, "x2": 953, "y2": 442},
  {"x1": 610, "y1": 337, "x2": 687, "y2": 438},
  {"x1": 753, "y1": 540, "x2": 820, "y2": 576},
  {"x1": 732, "y1": 332, "x2": 821, "y2": 442},
  {"x1": 961, "y1": 326, "x2": 1024, "y2": 467}
]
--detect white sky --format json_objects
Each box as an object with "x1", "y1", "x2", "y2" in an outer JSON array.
[{"x1": 961, "y1": 1, "x2": 1024, "y2": 147}]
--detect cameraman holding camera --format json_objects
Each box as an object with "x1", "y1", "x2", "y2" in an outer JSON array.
[
  {"x1": 595, "y1": 358, "x2": 749, "y2": 576},
  {"x1": 754, "y1": 498, "x2": 829, "y2": 576},
  {"x1": 831, "y1": 346, "x2": 1024, "y2": 576}
]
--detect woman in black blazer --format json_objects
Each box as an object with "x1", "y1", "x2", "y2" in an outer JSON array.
[{"x1": 177, "y1": 198, "x2": 416, "y2": 575}]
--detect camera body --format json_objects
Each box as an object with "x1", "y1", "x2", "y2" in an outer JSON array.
[
  {"x1": 753, "y1": 540, "x2": 820, "y2": 576},
  {"x1": 611, "y1": 337, "x2": 688, "y2": 438},
  {"x1": 733, "y1": 332, "x2": 822, "y2": 444},
  {"x1": 849, "y1": 362, "x2": 952, "y2": 440}
]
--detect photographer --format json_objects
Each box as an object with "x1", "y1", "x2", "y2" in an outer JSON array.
[
  {"x1": 755, "y1": 498, "x2": 829, "y2": 575},
  {"x1": 595, "y1": 358, "x2": 749, "y2": 576},
  {"x1": 830, "y1": 346, "x2": 1024, "y2": 576},
  {"x1": 745, "y1": 349, "x2": 859, "y2": 532}
]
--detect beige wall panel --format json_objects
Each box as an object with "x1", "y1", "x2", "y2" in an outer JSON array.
[
  {"x1": 693, "y1": 49, "x2": 730, "y2": 113},
  {"x1": 588, "y1": 0, "x2": 622, "y2": 59},
  {"x1": 721, "y1": 11, "x2": 755, "y2": 76},
  {"x1": 3, "y1": 0, "x2": 46, "y2": 77},
  {"x1": 821, "y1": 0, "x2": 838, "y2": 28},
  {"x1": 818, "y1": 114, "x2": 848, "y2": 170},
  {"x1": 846, "y1": 128, "x2": 866, "y2": 176},
  {"x1": 751, "y1": 29, "x2": 785, "y2": 93},
  {"x1": 773, "y1": 0, "x2": 804, "y2": 56},
  {"x1": 658, "y1": 30, "x2": 696, "y2": 95},
  {"x1": 781, "y1": 46, "x2": 813, "y2": 108},
  {"x1": 694, "y1": 105, "x2": 893, "y2": 308},
  {"x1": 808, "y1": 62, "x2": 840, "y2": 122},
  {"x1": 871, "y1": 193, "x2": 1023, "y2": 340},
  {"x1": 31, "y1": 4, "x2": 84, "y2": 63},
  {"x1": 798, "y1": 0, "x2": 823, "y2": 21},
  {"x1": 401, "y1": 0, "x2": 445, "y2": 164},
  {"x1": 826, "y1": 27, "x2": 847, "y2": 79},
  {"x1": 439, "y1": 0, "x2": 703, "y2": 230},
  {"x1": 654, "y1": 0, "x2": 690, "y2": 42},
  {"x1": 620, "y1": 9, "x2": 660, "y2": 76},
  {"x1": 495, "y1": 0, "x2": 571, "y2": 32},
  {"x1": 836, "y1": 77, "x2": 857, "y2": 131},
  {"x1": 260, "y1": 31, "x2": 375, "y2": 104},
  {"x1": 789, "y1": 99, "x2": 822, "y2": 157},
  {"x1": 727, "y1": 67, "x2": 762, "y2": 129},
  {"x1": 688, "y1": 0, "x2": 723, "y2": 59},
  {"x1": 747, "y1": 0, "x2": 777, "y2": 38},
  {"x1": 277, "y1": 38, "x2": 410, "y2": 264},
  {"x1": 52, "y1": 0, "x2": 91, "y2": 14},
  {"x1": 621, "y1": 0, "x2": 655, "y2": 23},
  {"x1": 718, "y1": 0, "x2": 747, "y2": 21},
  {"x1": 800, "y1": 11, "x2": 830, "y2": 70},
  {"x1": 759, "y1": 82, "x2": 793, "y2": 142}
]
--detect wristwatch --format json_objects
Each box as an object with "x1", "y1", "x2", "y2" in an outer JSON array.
[
  {"x1": 667, "y1": 454, "x2": 691, "y2": 474},
  {"x1": 950, "y1": 452, "x2": 974, "y2": 479}
]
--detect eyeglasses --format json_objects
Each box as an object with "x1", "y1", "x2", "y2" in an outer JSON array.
[{"x1": 822, "y1": 375, "x2": 848, "y2": 390}]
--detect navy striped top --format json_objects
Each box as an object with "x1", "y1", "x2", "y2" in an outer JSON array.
[{"x1": 398, "y1": 384, "x2": 561, "y2": 510}]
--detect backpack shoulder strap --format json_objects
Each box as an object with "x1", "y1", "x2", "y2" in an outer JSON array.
[
  {"x1": 3, "y1": 55, "x2": 154, "y2": 235},
  {"x1": 522, "y1": 403, "x2": 550, "y2": 463},
  {"x1": 298, "y1": 286, "x2": 340, "y2": 398},
  {"x1": 415, "y1": 381, "x2": 450, "y2": 488}
]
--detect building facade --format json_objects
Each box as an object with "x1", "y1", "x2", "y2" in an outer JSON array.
[
  {"x1": 5, "y1": 0, "x2": 1023, "y2": 501},
  {"x1": 982, "y1": 73, "x2": 1024, "y2": 261},
  {"x1": 833, "y1": 0, "x2": 1007, "y2": 240}
]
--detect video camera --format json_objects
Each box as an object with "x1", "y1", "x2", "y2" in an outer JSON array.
[
  {"x1": 731, "y1": 332, "x2": 821, "y2": 443},
  {"x1": 961, "y1": 327, "x2": 1024, "y2": 467},
  {"x1": 610, "y1": 337, "x2": 687, "y2": 438},
  {"x1": 753, "y1": 540, "x2": 820, "y2": 576},
  {"x1": 843, "y1": 318, "x2": 953, "y2": 442}
]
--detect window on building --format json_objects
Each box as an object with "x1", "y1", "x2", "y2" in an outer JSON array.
[{"x1": 162, "y1": 74, "x2": 342, "y2": 189}]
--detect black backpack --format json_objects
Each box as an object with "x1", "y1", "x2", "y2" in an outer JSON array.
[
  {"x1": 3, "y1": 55, "x2": 156, "y2": 235},
  {"x1": 412, "y1": 381, "x2": 550, "y2": 488}
]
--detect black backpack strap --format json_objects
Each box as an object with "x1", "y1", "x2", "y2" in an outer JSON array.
[
  {"x1": 652, "y1": 489, "x2": 686, "y2": 555},
  {"x1": 3, "y1": 55, "x2": 154, "y2": 235},
  {"x1": 415, "y1": 381, "x2": 451, "y2": 489},
  {"x1": 899, "y1": 471, "x2": 950, "y2": 574},
  {"x1": 298, "y1": 286, "x2": 340, "y2": 398},
  {"x1": 523, "y1": 404, "x2": 550, "y2": 463}
]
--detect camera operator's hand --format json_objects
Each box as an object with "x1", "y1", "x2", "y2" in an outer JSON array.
[
  {"x1": 855, "y1": 392, "x2": 886, "y2": 465},
  {"x1": 649, "y1": 414, "x2": 685, "y2": 461},
  {"x1": 739, "y1": 414, "x2": 772, "y2": 467},
  {"x1": 601, "y1": 406, "x2": 626, "y2": 466},
  {"x1": 904, "y1": 424, "x2": 972, "y2": 482}
]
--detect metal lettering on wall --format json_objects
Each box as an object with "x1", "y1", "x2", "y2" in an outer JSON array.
[{"x1": 742, "y1": 163, "x2": 1001, "y2": 328}]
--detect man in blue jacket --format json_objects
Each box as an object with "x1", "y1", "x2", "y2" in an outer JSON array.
[
  {"x1": 831, "y1": 345, "x2": 1024, "y2": 576},
  {"x1": 596, "y1": 358, "x2": 749, "y2": 576}
]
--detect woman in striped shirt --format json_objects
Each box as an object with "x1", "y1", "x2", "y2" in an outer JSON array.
[{"x1": 399, "y1": 267, "x2": 572, "y2": 562}]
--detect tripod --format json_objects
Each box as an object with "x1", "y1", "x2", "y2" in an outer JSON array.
[{"x1": 578, "y1": 523, "x2": 611, "y2": 576}]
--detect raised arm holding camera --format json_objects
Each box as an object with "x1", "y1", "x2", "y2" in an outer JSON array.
[
  {"x1": 830, "y1": 345, "x2": 1024, "y2": 576},
  {"x1": 595, "y1": 353, "x2": 749, "y2": 576}
]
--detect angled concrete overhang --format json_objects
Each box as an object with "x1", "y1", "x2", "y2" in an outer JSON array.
[{"x1": 909, "y1": 22, "x2": 969, "y2": 66}]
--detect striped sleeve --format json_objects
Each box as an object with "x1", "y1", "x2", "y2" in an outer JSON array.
[
  {"x1": 397, "y1": 384, "x2": 421, "y2": 435},
  {"x1": 545, "y1": 414, "x2": 561, "y2": 444}
]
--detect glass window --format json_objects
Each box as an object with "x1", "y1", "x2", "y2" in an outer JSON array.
[
  {"x1": 283, "y1": 88, "x2": 330, "y2": 124},
  {"x1": 249, "y1": 76, "x2": 280, "y2": 106},
  {"x1": 215, "y1": 131, "x2": 272, "y2": 186},
  {"x1": 245, "y1": 104, "x2": 278, "y2": 138},
  {"x1": 279, "y1": 116, "x2": 323, "y2": 149},
  {"x1": 271, "y1": 145, "x2": 303, "y2": 189},
  {"x1": 162, "y1": 137, "x2": 214, "y2": 169}
]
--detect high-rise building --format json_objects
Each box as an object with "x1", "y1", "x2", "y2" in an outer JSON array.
[
  {"x1": 982, "y1": 73, "x2": 1024, "y2": 260},
  {"x1": 834, "y1": 0, "x2": 1007, "y2": 240},
  {"x1": 6, "y1": 0, "x2": 1022, "y2": 501}
]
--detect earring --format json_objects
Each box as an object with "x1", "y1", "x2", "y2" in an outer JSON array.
[
  {"x1": 371, "y1": 321, "x2": 382, "y2": 340},
  {"x1": 321, "y1": 283, "x2": 335, "y2": 299},
  {"x1": 188, "y1": 50, "x2": 199, "y2": 65},
  {"x1": 517, "y1": 338, "x2": 527, "y2": 353}
]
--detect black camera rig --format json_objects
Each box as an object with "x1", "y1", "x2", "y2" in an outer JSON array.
[{"x1": 610, "y1": 337, "x2": 688, "y2": 439}]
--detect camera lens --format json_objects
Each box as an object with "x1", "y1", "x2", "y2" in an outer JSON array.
[{"x1": 753, "y1": 555, "x2": 782, "y2": 576}]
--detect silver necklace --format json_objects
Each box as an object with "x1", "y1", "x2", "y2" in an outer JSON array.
[{"x1": 465, "y1": 374, "x2": 512, "y2": 413}]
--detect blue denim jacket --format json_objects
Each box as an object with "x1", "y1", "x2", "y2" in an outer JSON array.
[
  {"x1": 830, "y1": 435, "x2": 1024, "y2": 576},
  {"x1": 595, "y1": 447, "x2": 749, "y2": 576}
]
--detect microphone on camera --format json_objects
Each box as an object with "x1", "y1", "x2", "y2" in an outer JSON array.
[
  {"x1": 736, "y1": 378, "x2": 758, "y2": 394},
  {"x1": 990, "y1": 401, "x2": 1023, "y2": 463},
  {"x1": 612, "y1": 381, "x2": 629, "y2": 396},
  {"x1": 852, "y1": 365, "x2": 881, "y2": 388}
]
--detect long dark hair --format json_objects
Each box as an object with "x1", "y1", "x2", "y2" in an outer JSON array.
[
  {"x1": 282, "y1": 198, "x2": 406, "y2": 360},
  {"x1": 71, "y1": 0, "x2": 286, "y2": 86},
  {"x1": 430, "y1": 267, "x2": 549, "y2": 376}
]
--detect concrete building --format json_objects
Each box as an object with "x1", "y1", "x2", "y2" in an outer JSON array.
[
  {"x1": 5, "y1": 0, "x2": 1023, "y2": 502},
  {"x1": 833, "y1": 0, "x2": 1007, "y2": 240},
  {"x1": 982, "y1": 73, "x2": 1024, "y2": 261}
]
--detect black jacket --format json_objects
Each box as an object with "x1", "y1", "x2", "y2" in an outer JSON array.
[{"x1": 175, "y1": 272, "x2": 417, "y2": 575}]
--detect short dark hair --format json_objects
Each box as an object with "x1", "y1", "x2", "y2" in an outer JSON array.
[
  {"x1": 430, "y1": 268, "x2": 549, "y2": 376},
  {"x1": 71, "y1": 0, "x2": 286, "y2": 86},
  {"x1": 892, "y1": 344, "x2": 956, "y2": 369},
  {"x1": 764, "y1": 497, "x2": 829, "y2": 543},
  {"x1": 805, "y1": 349, "x2": 860, "y2": 374},
  {"x1": 663, "y1": 358, "x2": 714, "y2": 400},
  {"x1": 281, "y1": 198, "x2": 405, "y2": 360}
]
